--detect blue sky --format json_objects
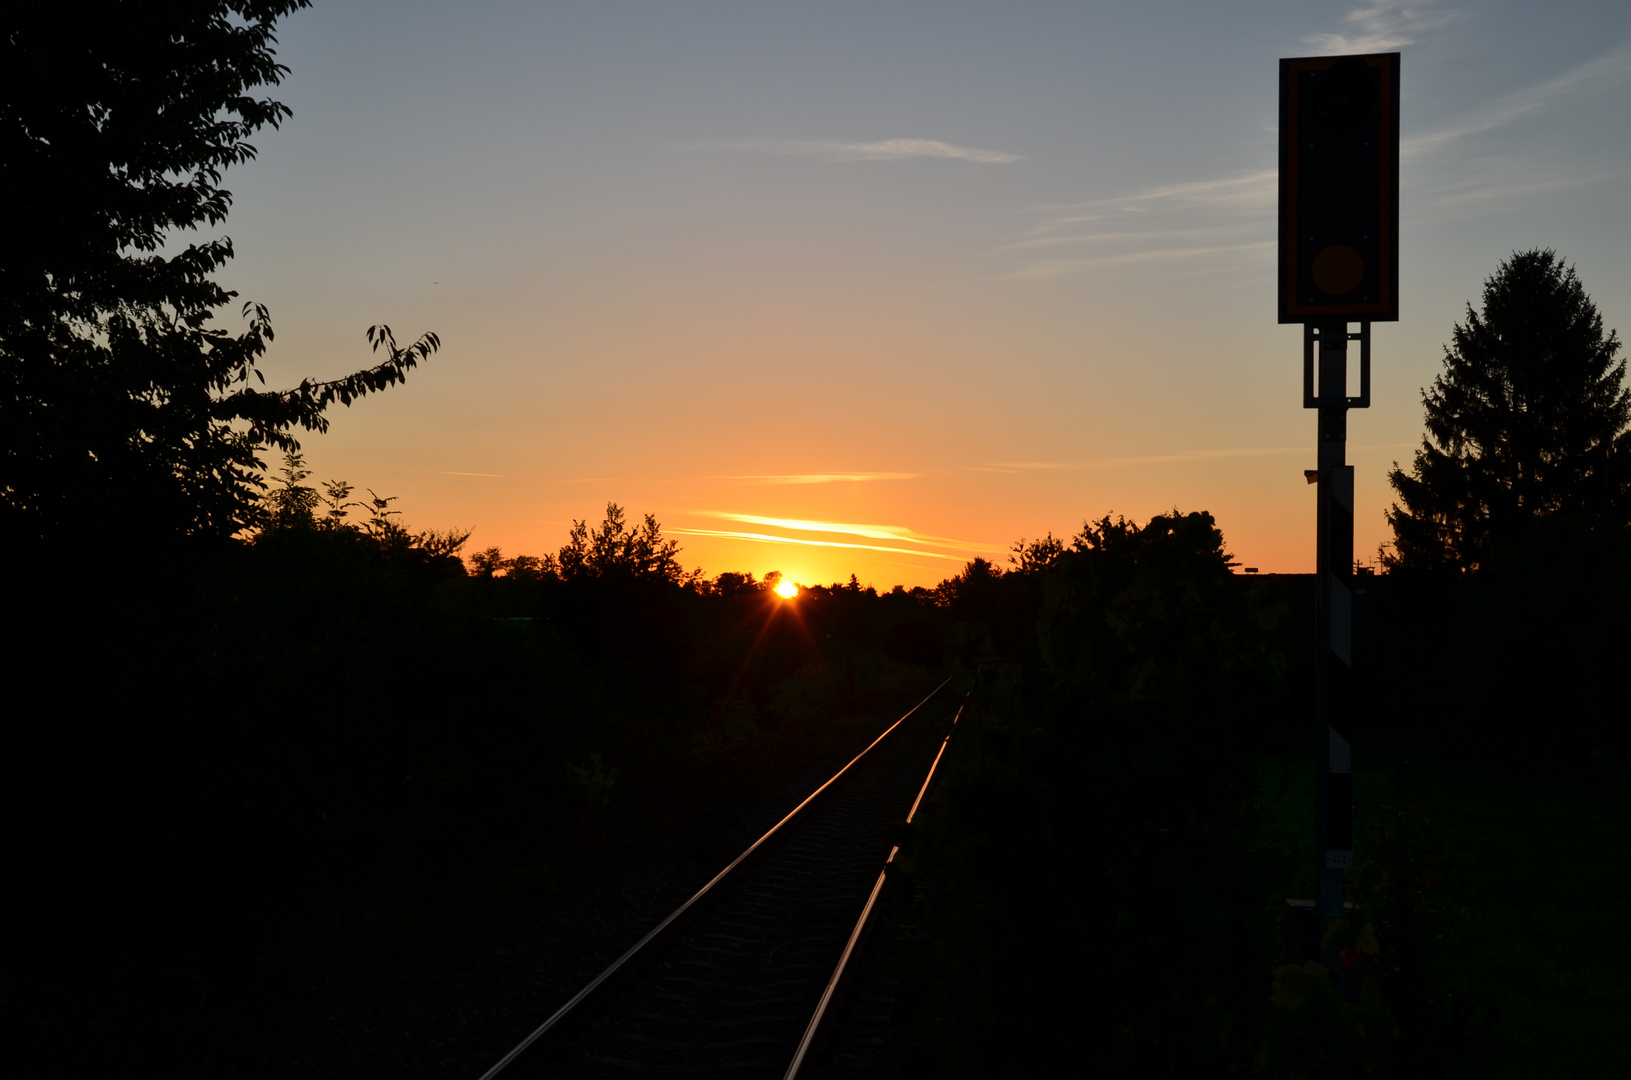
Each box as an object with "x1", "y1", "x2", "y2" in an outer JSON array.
[{"x1": 219, "y1": 0, "x2": 1631, "y2": 584}]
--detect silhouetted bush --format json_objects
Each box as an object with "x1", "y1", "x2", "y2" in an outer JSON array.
[
  {"x1": 886, "y1": 511, "x2": 1289, "y2": 1078},
  {"x1": 1358, "y1": 521, "x2": 1631, "y2": 759}
]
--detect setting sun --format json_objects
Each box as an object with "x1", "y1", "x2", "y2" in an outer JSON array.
[{"x1": 774, "y1": 579, "x2": 799, "y2": 599}]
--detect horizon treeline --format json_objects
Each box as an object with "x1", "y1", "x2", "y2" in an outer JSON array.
[{"x1": 257, "y1": 446, "x2": 1026, "y2": 604}]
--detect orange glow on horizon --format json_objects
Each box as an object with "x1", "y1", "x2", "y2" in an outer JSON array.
[{"x1": 668, "y1": 526, "x2": 969, "y2": 562}]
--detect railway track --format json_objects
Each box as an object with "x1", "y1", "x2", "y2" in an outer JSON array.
[{"x1": 478, "y1": 680, "x2": 965, "y2": 1079}]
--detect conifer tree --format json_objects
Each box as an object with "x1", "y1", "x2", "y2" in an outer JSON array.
[{"x1": 1385, "y1": 250, "x2": 1629, "y2": 571}]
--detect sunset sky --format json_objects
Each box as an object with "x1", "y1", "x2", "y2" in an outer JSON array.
[{"x1": 222, "y1": 0, "x2": 1631, "y2": 588}]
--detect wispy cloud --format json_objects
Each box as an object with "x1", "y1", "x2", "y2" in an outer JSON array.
[
  {"x1": 668, "y1": 527, "x2": 968, "y2": 561},
  {"x1": 1303, "y1": 0, "x2": 1458, "y2": 54},
  {"x1": 725, "y1": 138, "x2": 1020, "y2": 164},
  {"x1": 711, "y1": 472, "x2": 919, "y2": 485},
  {"x1": 1392, "y1": 41, "x2": 1631, "y2": 215},
  {"x1": 1416, "y1": 165, "x2": 1605, "y2": 212},
  {"x1": 695, "y1": 512, "x2": 994, "y2": 552},
  {"x1": 996, "y1": 170, "x2": 1277, "y2": 280},
  {"x1": 434, "y1": 470, "x2": 502, "y2": 478},
  {"x1": 1403, "y1": 41, "x2": 1631, "y2": 160}
]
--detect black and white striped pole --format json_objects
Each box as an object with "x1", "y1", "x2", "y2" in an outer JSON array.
[
  {"x1": 1310, "y1": 321, "x2": 1365, "y2": 940},
  {"x1": 1279, "y1": 52, "x2": 1398, "y2": 962}
]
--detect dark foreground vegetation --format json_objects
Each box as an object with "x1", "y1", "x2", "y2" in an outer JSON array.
[
  {"x1": 874, "y1": 513, "x2": 1630, "y2": 1079},
  {"x1": 1256, "y1": 753, "x2": 1631, "y2": 1080},
  {"x1": 4, "y1": 490, "x2": 948, "y2": 1076},
  {"x1": 6, "y1": 495, "x2": 1626, "y2": 1077}
]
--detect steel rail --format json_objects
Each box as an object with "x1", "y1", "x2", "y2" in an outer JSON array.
[
  {"x1": 782, "y1": 693, "x2": 968, "y2": 1080},
  {"x1": 476, "y1": 676, "x2": 952, "y2": 1080}
]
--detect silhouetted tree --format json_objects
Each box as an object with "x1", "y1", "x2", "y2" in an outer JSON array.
[
  {"x1": 707, "y1": 571, "x2": 763, "y2": 597},
  {"x1": 932, "y1": 555, "x2": 1003, "y2": 608},
  {"x1": 1385, "y1": 250, "x2": 1629, "y2": 570},
  {"x1": 0, "y1": 1, "x2": 437, "y2": 550},
  {"x1": 1009, "y1": 531, "x2": 1065, "y2": 572},
  {"x1": 468, "y1": 545, "x2": 559, "y2": 581},
  {"x1": 466, "y1": 505, "x2": 700, "y2": 586},
  {"x1": 257, "y1": 451, "x2": 472, "y2": 568},
  {"x1": 557, "y1": 502, "x2": 694, "y2": 584},
  {"x1": 263, "y1": 450, "x2": 321, "y2": 529}
]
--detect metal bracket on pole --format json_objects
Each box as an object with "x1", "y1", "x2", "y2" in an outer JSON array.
[{"x1": 1303, "y1": 322, "x2": 1371, "y2": 409}]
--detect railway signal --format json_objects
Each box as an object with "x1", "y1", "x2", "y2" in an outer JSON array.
[{"x1": 1278, "y1": 51, "x2": 1399, "y2": 964}]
